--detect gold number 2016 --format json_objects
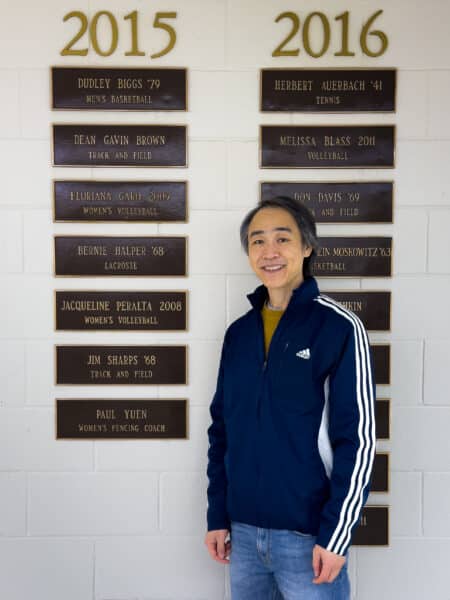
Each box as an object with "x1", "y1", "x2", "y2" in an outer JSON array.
[
  {"x1": 61, "y1": 10, "x2": 177, "y2": 58},
  {"x1": 272, "y1": 10, "x2": 388, "y2": 58}
]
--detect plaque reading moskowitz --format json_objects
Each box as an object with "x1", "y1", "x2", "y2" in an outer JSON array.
[{"x1": 312, "y1": 237, "x2": 392, "y2": 277}]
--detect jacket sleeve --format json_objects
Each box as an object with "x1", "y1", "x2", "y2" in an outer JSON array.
[
  {"x1": 206, "y1": 332, "x2": 230, "y2": 531},
  {"x1": 316, "y1": 316, "x2": 376, "y2": 556}
]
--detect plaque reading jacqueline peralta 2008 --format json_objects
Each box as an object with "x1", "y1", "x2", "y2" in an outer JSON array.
[
  {"x1": 53, "y1": 124, "x2": 187, "y2": 167},
  {"x1": 54, "y1": 236, "x2": 187, "y2": 277},
  {"x1": 56, "y1": 345, "x2": 187, "y2": 385},
  {"x1": 260, "y1": 125, "x2": 394, "y2": 168},
  {"x1": 56, "y1": 399, "x2": 187, "y2": 439}
]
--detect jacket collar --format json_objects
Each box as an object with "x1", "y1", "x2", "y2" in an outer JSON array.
[{"x1": 246, "y1": 276, "x2": 319, "y2": 311}]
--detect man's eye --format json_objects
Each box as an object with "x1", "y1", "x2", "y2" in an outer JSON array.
[
  {"x1": 278, "y1": 237, "x2": 290, "y2": 243},
  {"x1": 252, "y1": 239, "x2": 263, "y2": 245}
]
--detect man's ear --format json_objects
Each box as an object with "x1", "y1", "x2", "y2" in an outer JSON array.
[{"x1": 304, "y1": 245, "x2": 313, "y2": 258}]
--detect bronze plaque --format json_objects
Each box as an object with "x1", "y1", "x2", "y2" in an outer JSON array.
[
  {"x1": 260, "y1": 181, "x2": 393, "y2": 223},
  {"x1": 353, "y1": 506, "x2": 389, "y2": 546},
  {"x1": 260, "y1": 125, "x2": 395, "y2": 168},
  {"x1": 322, "y1": 291, "x2": 391, "y2": 331},
  {"x1": 56, "y1": 345, "x2": 187, "y2": 385},
  {"x1": 372, "y1": 345, "x2": 390, "y2": 385},
  {"x1": 312, "y1": 237, "x2": 392, "y2": 277},
  {"x1": 370, "y1": 453, "x2": 389, "y2": 493},
  {"x1": 54, "y1": 181, "x2": 187, "y2": 222},
  {"x1": 53, "y1": 124, "x2": 187, "y2": 167},
  {"x1": 56, "y1": 399, "x2": 187, "y2": 439},
  {"x1": 261, "y1": 69, "x2": 396, "y2": 112},
  {"x1": 376, "y1": 399, "x2": 390, "y2": 440},
  {"x1": 55, "y1": 291, "x2": 187, "y2": 331},
  {"x1": 52, "y1": 67, "x2": 187, "y2": 110},
  {"x1": 54, "y1": 236, "x2": 187, "y2": 277}
]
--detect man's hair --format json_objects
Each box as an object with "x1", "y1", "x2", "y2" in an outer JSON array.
[{"x1": 239, "y1": 196, "x2": 319, "y2": 277}]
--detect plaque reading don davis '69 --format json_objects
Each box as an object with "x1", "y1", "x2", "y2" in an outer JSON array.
[
  {"x1": 52, "y1": 67, "x2": 187, "y2": 110},
  {"x1": 260, "y1": 125, "x2": 394, "y2": 168},
  {"x1": 55, "y1": 290, "x2": 187, "y2": 331},
  {"x1": 56, "y1": 399, "x2": 187, "y2": 439},
  {"x1": 260, "y1": 68, "x2": 396, "y2": 112},
  {"x1": 54, "y1": 181, "x2": 187, "y2": 222},
  {"x1": 312, "y1": 237, "x2": 392, "y2": 277},
  {"x1": 261, "y1": 181, "x2": 393, "y2": 224},
  {"x1": 53, "y1": 124, "x2": 187, "y2": 167},
  {"x1": 56, "y1": 345, "x2": 187, "y2": 385},
  {"x1": 54, "y1": 236, "x2": 187, "y2": 277},
  {"x1": 352, "y1": 506, "x2": 389, "y2": 546},
  {"x1": 322, "y1": 291, "x2": 391, "y2": 331}
]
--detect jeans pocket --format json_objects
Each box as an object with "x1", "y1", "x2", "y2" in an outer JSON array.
[{"x1": 292, "y1": 529, "x2": 313, "y2": 538}]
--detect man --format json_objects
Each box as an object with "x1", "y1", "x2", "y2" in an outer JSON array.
[{"x1": 204, "y1": 196, "x2": 375, "y2": 599}]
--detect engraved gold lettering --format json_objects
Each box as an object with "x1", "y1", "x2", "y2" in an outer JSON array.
[
  {"x1": 280, "y1": 136, "x2": 317, "y2": 147},
  {"x1": 124, "y1": 408, "x2": 148, "y2": 419},
  {"x1": 274, "y1": 79, "x2": 313, "y2": 91},
  {"x1": 77, "y1": 245, "x2": 107, "y2": 256},
  {"x1": 74, "y1": 134, "x2": 96, "y2": 145},
  {"x1": 106, "y1": 354, "x2": 138, "y2": 366},
  {"x1": 96, "y1": 409, "x2": 116, "y2": 419}
]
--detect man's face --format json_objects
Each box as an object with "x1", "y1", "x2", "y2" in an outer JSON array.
[{"x1": 247, "y1": 207, "x2": 312, "y2": 293}]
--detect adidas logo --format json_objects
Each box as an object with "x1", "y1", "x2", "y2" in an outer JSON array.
[{"x1": 296, "y1": 348, "x2": 311, "y2": 360}]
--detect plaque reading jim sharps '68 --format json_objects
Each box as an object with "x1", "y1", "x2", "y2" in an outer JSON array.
[
  {"x1": 54, "y1": 236, "x2": 187, "y2": 277},
  {"x1": 260, "y1": 125, "x2": 395, "y2": 168},
  {"x1": 260, "y1": 68, "x2": 396, "y2": 112},
  {"x1": 53, "y1": 124, "x2": 187, "y2": 167},
  {"x1": 312, "y1": 237, "x2": 392, "y2": 277},
  {"x1": 56, "y1": 345, "x2": 187, "y2": 385},
  {"x1": 52, "y1": 67, "x2": 187, "y2": 111},
  {"x1": 55, "y1": 291, "x2": 187, "y2": 331},
  {"x1": 56, "y1": 399, "x2": 187, "y2": 439},
  {"x1": 261, "y1": 182, "x2": 393, "y2": 224},
  {"x1": 353, "y1": 506, "x2": 389, "y2": 546},
  {"x1": 54, "y1": 181, "x2": 187, "y2": 222},
  {"x1": 322, "y1": 291, "x2": 391, "y2": 331}
]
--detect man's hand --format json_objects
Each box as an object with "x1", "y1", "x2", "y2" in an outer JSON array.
[
  {"x1": 312, "y1": 543, "x2": 346, "y2": 584},
  {"x1": 204, "y1": 529, "x2": 231, "y2": 564}
]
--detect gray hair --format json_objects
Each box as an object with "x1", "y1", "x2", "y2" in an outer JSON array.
[{"x1": 239, "y1": 196, "x2": 319, "y2": 277}]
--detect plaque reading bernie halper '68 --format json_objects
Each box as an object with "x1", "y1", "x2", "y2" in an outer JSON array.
[
  {"x1": 312, "y1": 237, "x2": 392, "y2": 277},
  {"x1": 56, "y1": 399, "x2": 187, "y2": 439},
  {"x1": 260, "y1": 68, "x2": 396, "y2": 112},
  {"x1": 372, "y1": 345, "x2": 390, "y2": 385},
  {"x1": 56, "y1": 345, "x2": 187, "y2": 385},
  {"x1": 260, "y1": 125, "x2": 395, "y2": 168},
  {"x1": 54, "y1": 236, "x2": 187, "y2": 277},
  {"x1": 52, "y1": 67, "x2": 187, "y2": 110},
  {"x1": 54, "y1": 181, "x2": 187, "y2": 222},
  {"x1": 260, "y1": 181, "x2": 393, "y2": 224},
  {"x1": 322, "y1": 291, "x2": 391, "y2": 331},
  {"x1": 376, "y1": 399, "x2": 390, "y2": 440},
  {"x1": 370, "y1": 452, "x2": 389, "y2": 493},
  {"x1": 353, "y1": 506, "x2": 389, "y2": 546},
  {"x1": 53, "y1": 124, "x2": 187, "y2": 167},
  {"x1": 55, "y1": 291, "x2": 187, "y2": 331}
]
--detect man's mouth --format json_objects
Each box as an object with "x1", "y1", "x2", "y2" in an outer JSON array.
[{"x1": 261, "y1": 265, "x2": 285, "y2": 272}]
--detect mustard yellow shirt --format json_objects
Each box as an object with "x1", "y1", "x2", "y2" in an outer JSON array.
[{"x1": 261, "y1": 302, "x2": 284, "y2": 356}]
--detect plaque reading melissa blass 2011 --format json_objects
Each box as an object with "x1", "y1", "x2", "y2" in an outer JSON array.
[
  {"x1": 56, "y1": 399, "x2": 187, "y2": 439},
  {"x1": 54, "y1": 181, "x2": 187, "y2": 222},
  {"x1": 54, "y1": 236, "x2": 187, "y2": 277},
  {"x1": 260, "y1": 125, "x2": 394, "y2": 168},
  {"x1": 52, "y1": 67, "x2": 187, "y2": 110},
  {"x1": 56, "y1": 345, "x2": 187, "y2": 385},
  {"x1": 353, "y1": 506, "x2": 389, "y2": 546},
  {"x1": 53, "y1": 124, "x2": 187, "y2": 167},
  {"x1": 260, "y1": 68, "x2": 396, "y2": 112},
  {"x1": 322, "y1": 291, "x2": 391, "y2": 331},
  {"x1": 311, "y1": 237, "x2": 392, "y2": 277},
  {"x1": 55, "y1": 291, "x2": 187, "y2": 331},
  {"x1": 260, "y1": 182, "x2": 393, "y2": 224}
]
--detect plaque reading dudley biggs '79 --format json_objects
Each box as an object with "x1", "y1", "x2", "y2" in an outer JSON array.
[
  {"x1": 56, "y1": 345, "x2": 187, "y2": 385},
  {"x1": 260, "y1": 125, "x2": 395, "y2": 168},
  {"x1": 56, "y1": 399, "x2": 187, "y2": 439},
  {"x1": 312, "y1": 237, "x2": 392, "y2": 277},
  {"x1": 52, "y1": 67, "x2": 187, "y2": 110},
  {"x1": 54, "y1": 236, "x2": 187, "y2": 277},
  {"x1": 53, "y1": 124, "x2": 187, "y2": 167}
]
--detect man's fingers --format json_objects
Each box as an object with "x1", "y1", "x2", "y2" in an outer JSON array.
[
  {"x1": 204, "y1": 531, "x2": 230, "y2": 564},
  {"x1": 312, "y1": 547, "x2": 321, "y2": 577},
  {"x1": 313, "y1": 563, "x2": 333, "y2": 584}
]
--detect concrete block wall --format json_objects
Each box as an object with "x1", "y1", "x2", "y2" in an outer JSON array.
[{"x1": 0, "y1": 0, "x2": 449, "y2": 598}]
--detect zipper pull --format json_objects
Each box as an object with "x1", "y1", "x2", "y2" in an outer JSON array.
[{"x1": 263, "y1": 359, "x2": 267, "y2": 372}]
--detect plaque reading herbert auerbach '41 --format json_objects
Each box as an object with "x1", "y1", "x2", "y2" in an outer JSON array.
[
  {"x1": 53, "y1": 124, "x2": 187, "y2": 167},
  {"x1": 260, "y1": 125, "x2": 395, "y2": 168}
]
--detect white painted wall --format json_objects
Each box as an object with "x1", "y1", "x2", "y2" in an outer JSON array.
[{"x1": 0, "y1": 0, "x2": 449, "y2": 598}]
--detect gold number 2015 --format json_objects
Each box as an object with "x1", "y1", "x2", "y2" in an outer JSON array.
[{"x1": 61, "y1": 10, "x2": 177, "y2": 58}]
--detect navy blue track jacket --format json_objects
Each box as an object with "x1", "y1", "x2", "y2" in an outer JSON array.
[{"x1": 206, "y1": 276, "x2": 376, "y2": 556}]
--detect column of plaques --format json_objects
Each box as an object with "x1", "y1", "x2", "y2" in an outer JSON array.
[
  {"x1": 51, "y1": 67, "x2": 189, "y2": 440},
  {"x1": 260, "y1": 68, "x2": 396, "y2": 547}
]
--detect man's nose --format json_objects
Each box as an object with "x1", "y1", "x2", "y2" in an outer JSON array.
[{"x1": 262, "y1": 240, "x2": 280, "y2": 258}]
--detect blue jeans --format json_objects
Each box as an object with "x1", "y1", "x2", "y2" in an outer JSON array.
[{"x1": 229, "y1": 521, "x2": 350, "y2": 600}]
